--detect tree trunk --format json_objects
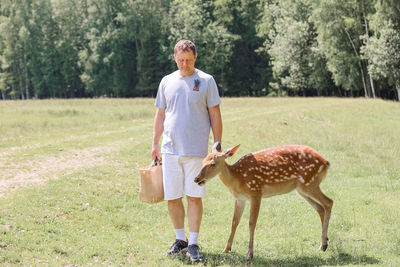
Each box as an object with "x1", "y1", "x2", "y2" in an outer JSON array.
[
  {"x1": 19, "y1": 78, "x2": 25, "y2": 100},
  {"x1": 360, "y1": 0, "x2": 376, "y2": 98},
  {"x1": 396, "y1": 81, "x2": 400, "y2": 102},
  {"x1": 341, "y1": 25, "x2": 369, "y2": 97},
  {"x1": 1, "y1": 90, "x2": 6, "y2": 100},
  {"x1": 24, "y1": 53, "x2": 30, "y2": 99}
]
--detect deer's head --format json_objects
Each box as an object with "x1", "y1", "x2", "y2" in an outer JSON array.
[{"x1": 194, "y1": 142, "x2": 240, "y2": 186}]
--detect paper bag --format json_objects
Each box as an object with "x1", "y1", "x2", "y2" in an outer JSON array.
[{"x1": 139, "y1": 158, "x2": 164, "y2": 203}]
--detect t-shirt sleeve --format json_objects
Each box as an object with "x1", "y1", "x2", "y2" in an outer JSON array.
[
  {"x1": 207, "y1": 77, "x2": 221, "y2": 108},
  {"x1": 155, "y1": 78, "x2": 166, "y2": 109}
]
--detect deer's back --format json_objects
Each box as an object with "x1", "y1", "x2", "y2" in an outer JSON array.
[{"x1": 230, "y1": 145, "x2": 330, "y2": 196}]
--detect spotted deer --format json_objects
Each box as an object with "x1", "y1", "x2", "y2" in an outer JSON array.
[{"x1": 194, "y1": 142, "x2": 333, "y2": 260}]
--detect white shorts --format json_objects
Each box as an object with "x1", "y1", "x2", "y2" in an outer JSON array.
[{"x1": 162, "y1": 154, "x2": 205, "y2": 200}]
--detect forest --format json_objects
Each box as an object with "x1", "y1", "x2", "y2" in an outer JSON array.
[{"x1": 0, "y1": 0, "x2": 399, "y2": 100}]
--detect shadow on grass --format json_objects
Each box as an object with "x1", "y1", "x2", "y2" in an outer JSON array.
[{"x1": 175, "y1": 251, "x2": 380, "y2": 266}]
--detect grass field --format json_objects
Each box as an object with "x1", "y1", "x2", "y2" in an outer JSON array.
[{"x1": 0, "y1": 97, "x2": 399, "y2": 266}]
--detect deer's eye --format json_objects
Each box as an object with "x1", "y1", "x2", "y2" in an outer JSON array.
[{"x1": 209, "y1": 160, "x2": 216, "y2": 166}]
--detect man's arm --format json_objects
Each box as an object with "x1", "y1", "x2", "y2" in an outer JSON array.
[
  {"x1": 152, "y1": 108, "x2": 165, "y2": 160},
  {"x1": 208, "y1": 104, "x2": 222, "y2": 143}
]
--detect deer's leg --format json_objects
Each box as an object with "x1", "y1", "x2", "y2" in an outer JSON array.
[
  {"x1": 297, "y1": 186, "x2": 333, "y2": 251},
  {"x1": 224, "y1": 199, "x2": 246, "y2": 253},
  {"x1": 297, "y1": 191, "x2": 324, "y2": 225},
  {"x1": 247, "y1": 196, "x2": 261, "y2": 261}
]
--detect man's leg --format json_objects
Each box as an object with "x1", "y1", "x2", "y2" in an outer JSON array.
[
  {"x1": 166, "y1": 198, "x2": 188, "y2": 256},
  {"x1": 163, "y1": 154, "x2": 188, "y2": 256},
  {"x1": 168, "y1": 198, "x2": 185, "y2": 232},
  {"x1": 187, "y1": 196, "x2": 202, "y2": 234},
  {"x1": 182, "y1": 156, "x2": 206, "y2": 262},
  {"x1": 186, "y1": 196, "x2": 204, "y2": 261}
]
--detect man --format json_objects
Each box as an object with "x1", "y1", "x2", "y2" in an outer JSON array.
[{"x1": 152, "y1": 39, "x2": 222, "y2": 262}]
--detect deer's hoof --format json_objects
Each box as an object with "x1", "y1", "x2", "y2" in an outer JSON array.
[
  {"x1": 320, "y1": 244, "x2": 328, "y2": 251},
  {"x1": 246, "y1": 252, "x2": 253, "y2": 261},
  {"x1": 222, "y1": 248, "x2": 231, "y2": 254}
]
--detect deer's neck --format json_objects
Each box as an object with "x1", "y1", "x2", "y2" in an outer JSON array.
[{"x1": 219, "y1": 162, "x2": 239, "y2": 191}]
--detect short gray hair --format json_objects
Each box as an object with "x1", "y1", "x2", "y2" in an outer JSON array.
[{"x1": 174, "y1": 40, "x2": 196, "y2": 55}]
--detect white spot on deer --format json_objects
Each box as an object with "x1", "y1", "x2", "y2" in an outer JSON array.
[
  {"x1": 246, "y1": 183, "x2": 251, "y2": 188},
  {"x1": 299, "y1": 176, "x2": 305, "y2": 183},
  {"x1": 308, "y1": 154, "x2": 312, "y2": 159},
  {"x1": 243, "y1": 173, "x2": 247, "y2": 177},
  {"x1": 290, "y1": 174, "x2": 297, "y2": 179},
  {"x1": 318, "y1": 165, "x2": 324, "y2": 173},
  {"x1": 299, "y1": 154, "x2": 302, "y2": 159},
  {"x1": 288, "y1": 167, "x2": 292, "y2": 171},
  {"x1": 274, "y1": 172, "x2": 279, "y2": 175},
  {"x1": 315, "y1": 159, "x2": 319, "y2": 164},
  {"x1": 252, "y1": 180, "x2": 256, "y2": 184}
]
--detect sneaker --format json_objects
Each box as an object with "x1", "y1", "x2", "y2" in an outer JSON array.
[
  {"x1": 166, "y1": 239, "x2": 188, "y2": 256},
  {"x1": 186, "y1": 244, "x2": 204, "y2": 262}
]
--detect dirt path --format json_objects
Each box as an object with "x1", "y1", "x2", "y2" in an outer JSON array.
[{"x1": 0, "y1": 142, "x2": 123, "y2": 197}]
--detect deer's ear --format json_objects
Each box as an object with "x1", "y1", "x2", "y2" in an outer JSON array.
[
  {"x1": 224, "y1": 144, "x2": 240, "y2": 157},
  {"x1": 212, "y1": 141, "x2": 222, "y2": 152}
]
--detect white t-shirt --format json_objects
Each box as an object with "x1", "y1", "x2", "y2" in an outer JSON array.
[{"x1": 155, "y1": 69, "x2": 221, "y2": 157}]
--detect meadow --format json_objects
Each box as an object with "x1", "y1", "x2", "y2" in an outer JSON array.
[{"x1": 0, "y1": 97, "x2": 399, "y2": 266}]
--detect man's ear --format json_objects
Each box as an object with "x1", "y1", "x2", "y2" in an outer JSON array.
[
  {"x1": 224, "y1": 144, "x2": 240, "y2": 157},
  {"x1": 212, "y1": 141, "x2": 222, "y2": 152}
]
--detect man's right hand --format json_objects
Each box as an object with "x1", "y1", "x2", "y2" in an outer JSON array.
[{"x1": 152, "y1": 144, "x2": 161, "y2": 161}]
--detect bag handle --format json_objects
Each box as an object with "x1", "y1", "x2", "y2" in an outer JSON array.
[{"x1": 153, "y1": 156, "x2": 162, "y2": 166}]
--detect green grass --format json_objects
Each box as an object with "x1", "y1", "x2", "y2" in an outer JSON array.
[{"x1": 0, "y1": 97, "x2": 399, "y2": 266}]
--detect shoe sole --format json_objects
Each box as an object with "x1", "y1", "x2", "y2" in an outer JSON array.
[
  {"x1": 186, "y1": 253, "x2": 204, "y2": 262},
  {"x1": 166, "y1": 247, "x2": 188, "y2": 257}
]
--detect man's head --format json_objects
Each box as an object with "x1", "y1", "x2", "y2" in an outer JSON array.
[
  {"x1": 174, "y1": 40, "x2": 197, "y2": 77},
  {"x1": 174, "y1": 39, "x2": 196, "y2": 56}
]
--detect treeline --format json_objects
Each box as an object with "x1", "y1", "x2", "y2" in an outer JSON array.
[{"x1": 0, "y1": 0, "x2": 399, "y2": 100}]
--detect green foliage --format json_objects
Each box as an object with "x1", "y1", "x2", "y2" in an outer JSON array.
[
  {"x1": 259, "y1": 0, "x2": 333, "y2": 96},
  {"x1": 0, "y1": 0, "x2": 399, "y2": 99},
  {"x1": 362, "y1": 0, "x2": 400, "y2": 100}
]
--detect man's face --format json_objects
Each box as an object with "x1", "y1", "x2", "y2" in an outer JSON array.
[{"x1": 174, "y1": 50, "x2": 197, "y2": 77}]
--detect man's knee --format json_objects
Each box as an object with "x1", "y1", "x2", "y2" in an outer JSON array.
[
  {"x1": 168, "y1": 198, "x2": 183, "y2": 206},
  {"x1": 187, "y1": 196, "x2": 202, "y2": 205}
]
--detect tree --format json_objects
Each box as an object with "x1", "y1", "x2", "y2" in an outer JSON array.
[
  {"x1": 311, "y1": 0, "x2": 376, "y2": 97},
  {"x1": 167, "y1": 0, "x2": 238, "y2": 95},
  {"x1": 257, "y1": 0, "x2": 333, "y2": 96},
  {"x1": 362, "y1": 0, "x2": 400, "y2": 101},
  {"x1": 216, "y1": 0, "x2": 269, "y2": 96}
]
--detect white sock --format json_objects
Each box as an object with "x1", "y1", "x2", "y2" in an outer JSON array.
[
  {"x1": 175, "y1": 228, "x2": 186, "y2": 241},
  {"x1": 189, "y1": 232, "x2": 199, "y2": 246}
]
